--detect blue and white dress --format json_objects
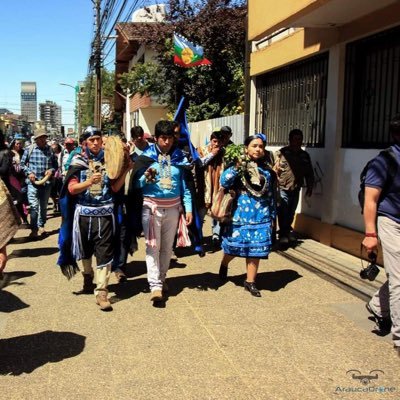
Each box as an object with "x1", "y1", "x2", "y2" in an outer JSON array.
[{"x1": 220, "y1": 165, "x2": 276, "y2": 258}]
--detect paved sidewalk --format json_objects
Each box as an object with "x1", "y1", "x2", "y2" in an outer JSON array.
[{"x1": 1, "y1": 213, "x2": 399, "y2": 399}]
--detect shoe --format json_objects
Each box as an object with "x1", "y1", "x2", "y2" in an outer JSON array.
[
  {"x1": 150, "y1": 289, "x2": 163, "y2": 302},
  {"x1": 115, "y1": 270, "x2": 127, "y2": 283},
  {"x1": 38, "y1": 227, "x2": 47, "y2": 236},
  {"x1": 82, "y1": 274, "x2": 95, "y2": 294},
  {"x1": 219, "y1": 264, "x2": 228, "y2": 281},
  {"x1": 212, "y1": 237, "x2": 221, "y2": 251},
  {"x1": 288, "y1": 232, "x2": 297, "y2": 243},
  {"x1": 96, "y1": 291, "x2": 112, "y2": 311},
  {"x1": 279, "y1": 236, "x2": 289, "y2": 245},
  {"x1": 29, "y1": 230, "x2": 38, "y2": 238},
  {"x1": 366, "y1": 303, "x2": 392, "y2": 333},
  {"x1": 244, "y1": 281, "x2": 261, "y2": 297}
]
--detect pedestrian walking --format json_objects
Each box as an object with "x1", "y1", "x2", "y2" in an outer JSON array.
[
  {"x1": 132, "y1": 120, "x2": 193, "y2": 303},
  {"x1": 20, "y1": 129, "x2": 57, "y2": 237},
  {"x1": 218, "y1": 134, "x2": 276, "y2": 297},
  {"x1": 363, "y1": 114, "x2": 400, "y2": 357},
  {"x1": 273, "y1": 129, "x2": 314, "y2": 245},
  {"x1": 59, "y1": 126, "x2": 131, "y2": 311},
  {"x1": 0, "y1": 177, "x2": 20, "y2": 276}
]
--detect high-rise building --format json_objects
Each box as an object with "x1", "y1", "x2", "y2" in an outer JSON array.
[
  {"x1": 21, "y1": 82, "x2": 37, "y2": 122},
  {"x1": 39, "y1": 100, "x2": 62, "y2": 134}
]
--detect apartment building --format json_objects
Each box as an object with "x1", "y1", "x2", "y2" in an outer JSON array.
[{"x1": 248, "y1": 0, "x2": 400, "y2": 258}]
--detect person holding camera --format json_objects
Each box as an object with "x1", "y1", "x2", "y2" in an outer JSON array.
[{"x1": 362, "y1": 114, "x2": 400, "y2": 357}]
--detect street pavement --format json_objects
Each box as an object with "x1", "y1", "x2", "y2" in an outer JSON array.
[{"x1": 1, "y1": 209, "x2": 399, "y2": 400}]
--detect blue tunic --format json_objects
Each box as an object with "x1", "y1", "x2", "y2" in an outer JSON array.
[{"x1": 220, "y1": 166, "x2": 276, "y2": 258}]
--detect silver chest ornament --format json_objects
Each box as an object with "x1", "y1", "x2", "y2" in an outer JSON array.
[
  {"x1": 87, "y1": 159, "x2": 106, "y2": 197},
  {"x1": 158, "y1": 154, "x2": 172, "y2": 190}
]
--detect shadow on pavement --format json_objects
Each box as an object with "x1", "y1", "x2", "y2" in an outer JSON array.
[
  {"x1": 0, "y1": 271, "x2": 36, "y2": 289},
  {"x1": 0, "y1": 290, "x2": 30, "y2": 313},
  {"x1": 9, "y1": 247, "x2": 59, "y2": 259},
  {"x1": 229, "y1": 269, "x2": 302, "y2": 292},
  {"x1": 0, "y1": 330, "x2": 86, "y2": 375},
  {"x1": 0, "y1": 271, "x2": 36, "y2": 313}
]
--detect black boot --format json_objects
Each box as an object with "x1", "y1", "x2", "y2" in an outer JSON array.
[
  {"x1": 244, "y1": 281, "x2": 261, "y2": 297},
  {"x1": 82, "y1": 274, "x2": 95, "y2": 294}
]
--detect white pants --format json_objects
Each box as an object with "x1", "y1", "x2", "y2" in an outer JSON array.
[
  {"x1": 142, "y1": 205, "x2": 180, "y2": 291},
  {"x1": 370, "y1": 216, "x2": 400, "y2": 347}
]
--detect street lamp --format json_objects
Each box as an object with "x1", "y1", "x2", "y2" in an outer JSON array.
[{"x1": 59, "y1": 82, "x2": 79, "y2": 135}]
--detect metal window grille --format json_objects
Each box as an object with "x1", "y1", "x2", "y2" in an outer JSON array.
[
  {"x1": 255, "y1": 52, "x2": 328, "y2": 147},
  {"x1": 342, "y1": 25, "x2": 400, "y2": 148}
]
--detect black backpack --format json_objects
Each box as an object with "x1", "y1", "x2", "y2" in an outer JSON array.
[{"x1": 358, "y1": 148, "x2": 398, "y2": 214}]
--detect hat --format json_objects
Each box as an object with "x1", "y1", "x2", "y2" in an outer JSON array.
[
  {"x1": 34, "y1": 129, "x2": 48, "y2": 139},
  {"x1": 64, "y1": 138, "x2": 75, "y2": 144},
  {"x1": 81, "y1": 126, "x2": 102, "y2": 140}
]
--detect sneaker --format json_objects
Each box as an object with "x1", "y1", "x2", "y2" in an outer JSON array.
[
  {"x1": 96, "y1": 291, "x2": 112, "y2": 311},
  {"x1": 366, "y1": 303, "x2": 392, "y2": 333},
  {"x1": 150, "y1": 289, "x2": 163, "y2": 302},
  {"x1": 38, "y1": 227, "x2": 47, "y2": 236},
  {"x1": 288, "y1": 232, "x2": 297, "y2": 243}
]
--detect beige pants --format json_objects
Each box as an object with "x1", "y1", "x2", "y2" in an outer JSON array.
[{"x1": 81, "y1": 258, "x2": 111, "y2": 296}]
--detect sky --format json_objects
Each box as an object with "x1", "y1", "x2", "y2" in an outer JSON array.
[{"x1": 0, "y1": 0, "x2": 131, "y2": 129}]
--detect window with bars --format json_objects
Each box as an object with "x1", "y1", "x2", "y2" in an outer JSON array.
[
  {"x1": 255, "y1": 52, "x2": 328, "y2": 147},
  {"x1": 342, "y1": 25, "x2": 400, "y2": 148}
]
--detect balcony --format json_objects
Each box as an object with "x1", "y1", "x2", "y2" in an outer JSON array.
[{"x1": 249, "y1": 0, "x2": 398, "y2": 41}]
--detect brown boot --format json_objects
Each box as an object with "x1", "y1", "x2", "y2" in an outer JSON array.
[
  {"x1": 96, "y1": 290, "x2": 112, "y2": 311},
  {"x1": 82, "y1": 274, "x2": 95, "y2": 294}
]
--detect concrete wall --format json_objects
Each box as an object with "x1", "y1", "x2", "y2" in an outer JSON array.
[{"x1": 138, "y1": 107, "x2": 167, "y2": 135}]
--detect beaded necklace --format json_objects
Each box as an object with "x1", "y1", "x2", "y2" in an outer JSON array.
[{"x1": 158, "y1": 153, "x2": 172, "y2": 189}]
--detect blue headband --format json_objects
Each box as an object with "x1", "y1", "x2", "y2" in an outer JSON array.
[{"x1": 255, "y1": 133, "x2": 267, "y2": 143}]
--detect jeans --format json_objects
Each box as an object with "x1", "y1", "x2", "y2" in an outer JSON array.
[
  {"x1": 27, "y1": 183, "x2": 51, "y2": 230},
  {"x1": 277, "y1": 188, "x2": 300, "y2": 237}
]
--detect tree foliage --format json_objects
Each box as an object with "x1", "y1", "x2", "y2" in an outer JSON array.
[
  {"x1": 80, "y1": 69, "x2": 115, "y2": 130},
  {"x1": 118, "y1": 0, "x2": 246, "y2": 122}
]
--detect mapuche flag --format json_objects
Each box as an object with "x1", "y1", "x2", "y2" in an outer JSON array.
[{"x1": 173, "y1": 33, "x2": 211, "y2": 68}]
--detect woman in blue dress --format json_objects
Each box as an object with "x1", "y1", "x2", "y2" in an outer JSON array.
[{"x1": 219, "y1": 134, "x2": 276, "y2": 297}]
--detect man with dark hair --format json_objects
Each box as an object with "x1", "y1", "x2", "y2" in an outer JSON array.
[
  {"x1": 61, "y1": 126, "x2": 132, "y2": 311},
  {"x1": 132, "y1": 120, "x2": 193, "y2": 302},
  {"x1": 363, "y1": 114, "x2": 400, "y2": 357},
  {"x1": 273, "y1": 129, "x2": 314, "y2": 245},
  {"x1": 20, "y1": 129, "x2": 58, "y2": 237},
  {"x1": 129, "y1": 125, "x2": 150, "y2": 158}
]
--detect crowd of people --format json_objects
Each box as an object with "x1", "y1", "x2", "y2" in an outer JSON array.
[{"x1": 1, "y1": 116, "x2": 399, "y2": 357}]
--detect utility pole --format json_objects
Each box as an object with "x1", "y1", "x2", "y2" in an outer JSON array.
[{"x1": 94, "y1": 0, "x2": 102, "y2": 128}]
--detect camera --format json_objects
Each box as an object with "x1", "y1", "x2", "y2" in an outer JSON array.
[{"x1": 360, "y1": 252, "x2": 380, "y2": 281}]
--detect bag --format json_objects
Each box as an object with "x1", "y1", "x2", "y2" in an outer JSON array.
[
  {"x1": 358, "y1": 148, "x2": 397, "y2": 214},
  {"x1": 210, "y1": 187, "x2": 236, "y2": 223}
]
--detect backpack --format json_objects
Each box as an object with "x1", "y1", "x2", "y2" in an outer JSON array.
[{"x1": 358, "y1": 148, "x2": 398, "y2": 214}]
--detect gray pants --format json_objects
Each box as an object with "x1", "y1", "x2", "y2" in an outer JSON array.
[{"x1": 370, "y1": 216, "x2": 400, "y2": 347}]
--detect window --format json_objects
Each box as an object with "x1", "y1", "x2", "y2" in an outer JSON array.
[
  {"x1": 255, "y1": 52, "x2": 328, "y2": 147},
  {"x1": 342, "y1": 25, "x2": 400, "y2": 148}
]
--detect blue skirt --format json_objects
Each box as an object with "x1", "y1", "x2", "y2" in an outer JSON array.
[{"x1": 221, "y1": 221, "x2": 273, "y2": 258}]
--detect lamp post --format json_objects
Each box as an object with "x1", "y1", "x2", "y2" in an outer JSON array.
[{"x1": 59, "y1": 82, "x2": 79, "y2": 135}]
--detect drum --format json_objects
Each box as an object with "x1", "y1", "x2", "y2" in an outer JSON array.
[{"x1": 104, "y1": 135, "x2": 126, "y2": 179}]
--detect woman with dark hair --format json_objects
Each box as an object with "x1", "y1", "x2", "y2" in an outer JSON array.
[
  {"x1": 218, "y1": 134, "x2": 276, "y2": 297},
  {"x1": 9, "y1": 135, "x2": 29, "y2": 224}
]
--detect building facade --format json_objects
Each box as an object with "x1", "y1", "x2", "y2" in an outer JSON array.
[
  {"x1": 248, "y1": 0, "x2": 400, "y2": 260},
  {"x1": 39, "y1": 100, "x2": 62, "y2": 135},
  {"x1": 21, "y1": 81, "x2": 37, "y2": 122},
  {"x1": 114, "y1": 6, "x2": 168, "y2": 139}
]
